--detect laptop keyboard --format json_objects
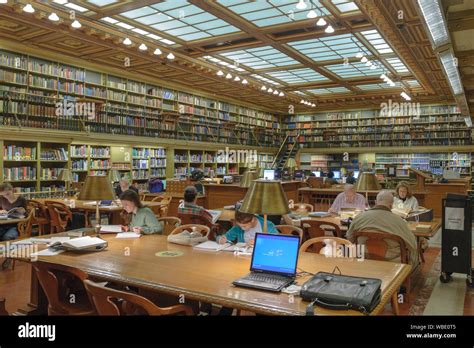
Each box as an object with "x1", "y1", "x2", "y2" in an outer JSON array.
[{"x1": 244, "y1": 273, "x2": 291, "y2": 285}]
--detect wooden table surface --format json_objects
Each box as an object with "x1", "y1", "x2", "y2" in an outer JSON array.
[
  {"x1": 36, "y1": 199, "x2": 162, "y2": 212},
  {"x1": 9, "y1": 233, "x2": 411, "y2": 316},
  {"x1": 216, "y1": 209, "x2": 441, "y2": 238},
  {"x1": 0, "y1": 217, "x2": 27, "y2": 225}
]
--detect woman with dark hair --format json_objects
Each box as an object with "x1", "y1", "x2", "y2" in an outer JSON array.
[
  {"x1": 217, "y1": 210, "x2": 278, "y2": 246},
  {"x1": 120, "y1": 189, "x2": 162, "y2": 234},
  {"x1": 0, "y1": 183, "x2": 27, "y2": 241}
]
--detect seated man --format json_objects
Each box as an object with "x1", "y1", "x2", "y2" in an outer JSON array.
[
  {"x1": 115, "y1": 178, "x2": 138, "y2": 197},
  {"x1": 178, "y1": 186, "x2": 213, "y2": 225},
  {"x1": 329, "y1": 184, "x2": 367, "y2": 214},
  {"x1": 346, "y1": 190, "x2": 418, "y2": 268}
]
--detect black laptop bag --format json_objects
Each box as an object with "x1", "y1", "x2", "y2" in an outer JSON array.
[{"x1": 300, "y1": 271, "x2": 382, "y2": 315}]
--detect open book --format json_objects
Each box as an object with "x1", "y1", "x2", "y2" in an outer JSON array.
[
  {"x1": 48, "y1": 236, "x2": 108, "y2": 252},
  {"x1": 99, "y1": 225, "x2": 122, "y2": 234},
  {"x1": 193, "y1": 240, "x2": 249, "y2": 252},
  {"x1": 206, "y1": 210, "x2": 222, "y2": 224},
  {"x1": 0, "y1": 207, "x2": 26, "y2": 219},
  {"x1": 391, "y1": 207, "x2": 411, "y2": 218}
]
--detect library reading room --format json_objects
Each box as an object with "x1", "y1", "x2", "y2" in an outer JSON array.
[{"x1": 0, "y1": 0, "x2": 473, "y2": 333}]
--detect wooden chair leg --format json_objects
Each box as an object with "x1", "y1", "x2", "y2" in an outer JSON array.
[{"x1": 391, "y1": 293, "x2": 400, "y2": 316}]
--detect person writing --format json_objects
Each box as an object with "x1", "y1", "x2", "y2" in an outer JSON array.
[
  {"x1": 218, "y1": 210, "x2": 278, "y2": 246},
  {"x1": 329, "y1": 184, "x2": 367, "y2": 214},
  {"x1": 346, "y1": 190, "x2": 418, "y2": 268},
  {"x1": 115, "y1": 178, "x2": 138, "y2": 197},
  {"x1": 120, "y1": 190, "x2": 162, "y2": 234},
  {"x1": 393, "y1": 182, "x2": 419, "y2": 211},
  {"x1": 0, "y1": 183, "x2": 27, "y2": 241}
]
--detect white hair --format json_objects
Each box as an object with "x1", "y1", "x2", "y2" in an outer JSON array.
[
  {"x1": 376, "y1": 190, "x2": 394, "y2": 207},
  {"x1": 344, "y1": 184, "x2": 355, "y2": 192}
]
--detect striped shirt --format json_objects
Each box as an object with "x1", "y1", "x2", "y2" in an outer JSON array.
[{"x1": 329, "y1": 192, "x2": 367, "y2": 213}]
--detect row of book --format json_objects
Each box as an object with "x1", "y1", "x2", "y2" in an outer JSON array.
[
  {"x1": 0, "y1": 70, "x2": 27, "y2": 84},
  {"x1": 28, "y1": 75, "x2": 58, "y2": 89},
  {"x1": 72, "y1": 159, "x2": 88, "y2": 171},
  {"x1": 40, "y1": 168, "x2": 63, "y2": 180},
  {"x1": 150, "y1": 168, "x2": 166, "y2": 177},
  {"x1": 132, "y1": 169, "x2": 149, "y2": 180},
  {"x1": 3, "y1": 145, "x2": 36, "y2": 160},
  {"x1": 40, "y1": 148, "x2": 68, "y2": 161},
  {"x1": 71, "y1": 145, "x2": 87, "y2": 157},
  {"x1": 0, "y1": 54, "x2": 27, "y2": 70},
  {"x1": 150, "y1": 158, "x2": 166, "y2": 167},
  {"x1": 132, "y1": 159, "x2": 148, "y2": 169},
  {"x1": 3, "y1": 167, "x2": 37, "y2": 181},
  {"x1": 90, "y1": 147, "x2": 110, "y2": 158}
]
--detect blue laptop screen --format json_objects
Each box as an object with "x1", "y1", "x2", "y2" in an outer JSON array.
[{"x1": 251, "y1": 233, "x2": 300, "y2": 276}]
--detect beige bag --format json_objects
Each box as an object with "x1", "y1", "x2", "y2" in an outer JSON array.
[{"x1": 167, "y1": 224, "x2": 210, "y2": 246}]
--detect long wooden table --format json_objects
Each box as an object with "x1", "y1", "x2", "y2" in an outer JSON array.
[
  {"x1": 0, "y1": 217, "x2": 27, "y2": 225},
  {"x1": 5, "y1": 233, "x2": 411, "y2": 316}
]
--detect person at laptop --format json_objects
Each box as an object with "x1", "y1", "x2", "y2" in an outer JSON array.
[
  {"x1": 217, "y1": 210, "x2": 278, "y2": 246},
  {"x1": 393, "y1": 182, "x2": 418, "y2": 211},
  {"x1": 329, "y1": 184, "x2": 367, "y2": 214},
  {"x1": 115, "y1": 178, "x2": 138, "y2": 197},
  {"x1": 324, "y1": 171, "x2": 338, "y2": 186},
  {"x1": 346, "y1": 190, "x2": 418, "y2": 268},
  {"x1": 178, "y1": 186, "x2": 213, "y2": 225},
  {"x1": 120, "y1": 190, "x2": 162, "y2": 235},
  {"x1": 345, "y1": 171, "x2": 356, "y2": 185},
  {"x1": 0, "y1": 183, "x2": 27, "y2": 241}
]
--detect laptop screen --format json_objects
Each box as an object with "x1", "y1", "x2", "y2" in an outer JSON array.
[{"x1": 250, "y1": 233, "x2": 300, "y2": 276}]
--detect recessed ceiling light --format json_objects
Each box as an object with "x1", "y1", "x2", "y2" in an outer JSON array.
[
  {"x1": 167, "y1": 52, "x2": 175, "y2": 60},
  {"x1": 279, "y1": 91, "x2": 284, "y2": 96},
  {"x1": 355, "y1": 52, "x2": 363, "y2": 58},
  {"x1": 273, "y1": 90, "x2": 278, "y2": 95},
  {"x1": 53, "y1": 0, "x2": 67, "y2": 4},
  {"x1": 217, "y1": 70, "x2": 224, "y2": 76},
  {"x1": 316, "y1": 18, "x2": 326, "y2": 26},
  {"x1": 139, "y1": 43, "x2": 147, "y2": 51},
  {"x1": 300, "y1": 99, "x2": 304, "y2": 104},
  {"x1": 154, "y1": 48, "x2": 162, "y2": 55},
  {"x1": 225, "y1": 73, "x2": 232, "y2": 79},
  {"x1": 242, "y1": 79, "x2": 248, "y2": 84},
  {"x1": 325, "y1": 25, "x2": 335, "y2": 34},
  {"x1": 48, "y1": 12, "x2": 59, "y2": 21},
  {"x1": 23, "y1": 4, "x2": 35, "y2": 13},
  {"x1": 361, "y1": 56, "x2": 368, "y2": 63},
  {"x1": 261, "y1": 86, "x2": 267, "y2": 91},
  {"x1": 123, "y1": 38, "x2": 132, "y2": 45},
  {"x1": 234, "y1": 76, "x2": 240, "y2": 81},
  {"x1": 311, "y1": 103, "x2": 316, "y2": 107},
  {"x1": 307, "y1": 10, "x2": 317, "y2": 19},
  {"x1": 71, "y1": 20, "x2": 81, "y2": 28},
  {"x1": 268, "y1": 88, "x2": 273, "y2": 93},
  {"x1": 296, "y1": 0, "x2": 307, "y2": 10}
]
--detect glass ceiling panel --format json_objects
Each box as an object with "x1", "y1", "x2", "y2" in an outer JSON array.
[
  {"x1": 386, "y1": 58, "x2": 410, "y2": 74},
  {"x1": 220, "y1": 47, "x2": 298, "y2": 68},
  {"x1": 86, "y1": 0, "x2": 118, "y2": 6},
  {"x1": 307, "y1": 87, "x2": 351, "y2": 94},
  {"x1": 251, "y1": 74, "x2": 281, "y2": 86},
  {"x1": 116, "y1": 1, "x2": 240, "y2": 42},
  {"x1": 357, "y1": 83, "x2": 401, "y2": 90},
  {"x1": 330, "y1": 0, "x2": 360, "y2": 13},
  {"x1": 265, "y1": 68, "x2": 329, "y2": 84},
  {"x1": 326, "y1": 61, "x2": 384, "y2": 78},
  {"x1": 361, "y1": 30, "x2": 394, "y2": 54},
  {"x1": 289, "y1": 34, "x2": 370, "y2": 62},
  {"x1": 218, "y1": 0, "x2": 330, "y2": 28},
  {"x1": 405, "y1": 80, "x2": 420, "y2": 87}
]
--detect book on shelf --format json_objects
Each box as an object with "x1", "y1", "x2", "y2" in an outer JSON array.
[
  {"x1": 3, "y1": 145, "x2": 36, "y2": 160},
  {"x1": 3, "y1": 167, "x2": 37, "y2": 181},
  {"x1": 40, "y1": 148, "x2": 68, "y2": 161}
]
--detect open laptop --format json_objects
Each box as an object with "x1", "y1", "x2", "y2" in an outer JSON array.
[{"x1": 232, "y1": 233, "x2": 300, "y2": 292}]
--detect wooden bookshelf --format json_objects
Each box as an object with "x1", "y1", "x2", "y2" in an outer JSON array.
[
  {"x1": 285, "y1": 105, "x2": 471, "y2": 148},
  {"x1": 0, "y1": 49, "x2": 282, "y2": 148}
]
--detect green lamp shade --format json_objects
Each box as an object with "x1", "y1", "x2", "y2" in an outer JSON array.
[
  {"x1": 78, "y1": 175, "x2": 116, "y2": 201},
  {"x1": 239, "y1": 179, "x2": 290, "y2": 215}
]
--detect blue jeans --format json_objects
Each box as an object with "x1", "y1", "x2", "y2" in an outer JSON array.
[{"x1": 0, "y1": 226, "x2": 19, "y2": 241}]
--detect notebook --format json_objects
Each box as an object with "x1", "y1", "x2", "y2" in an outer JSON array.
[{"x1": 100, "y1": 225, "x2": 123, "y2": 234}]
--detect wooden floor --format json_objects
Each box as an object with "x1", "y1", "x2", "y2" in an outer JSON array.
[{"x1": 1, "y1": 247, "x2": 472, "y2": 316}]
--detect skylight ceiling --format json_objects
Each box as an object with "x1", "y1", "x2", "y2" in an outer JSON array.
[
  {"x1": 331, "y1": 0, "x2": 360, "y2": 13},
  {"x1": 220, "y1": 46, "x2": 299, "y2": 69},
  {"x1": 326, "y1": 61, "x2": 384, "y2": 78},
  {"x1": 86, "y1": 0, "x2": 118, "y2": 6},
  {"x1": 289, "y1": 33, "x2": 370, "y2": 62},
  {"x1": 357, "y1": 83, "x2": 402, "y2": 90},
  {"x1": 265, "y1": 68, "x2": 329, "y2": 84},
  {"x1": 307, "y1": 87, "x2": 351, "y2": 94},
  {"x1": 218, "y1": 0, "x2": 330, "y2": 27},
  {"x1": 119, "y1": 1, "x2": 240, "y2": 41},
  {"x1": 361, "y1": 30, "x2": 394, "y2": 54}
]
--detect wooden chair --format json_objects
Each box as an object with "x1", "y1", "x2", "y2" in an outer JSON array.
[
  {"x1": 303, "y1": 220, "x2": 342, "y2": 238},
  {"x1": 353, "y1": 230, "x2": 412, "y2": 315},
  {"x1": 178, "y1": 213, "x2": 219, "y2": 241},
  {"x1": 83, "y1": 279, "x2": 193, "y2": 316},
  {"x1": 28, "y1": 200, "x2": 49, "y2": 235},
  {"x1": 153, "y1": 195, "x2": 172, "y2": 217},
  {"x1": 300, "y1": 236, "x2": 353, "y2": 254},
  {"x1": 169, "y1": 224, "x2": 210, "y2": 238},
  {"x1": 0, "y1": 298, "x2": 7, "y2": 316},
  {"x1": 31, "y1": 262, "x2": 95, "y2": 315},
  {"x1": 290, "y1": 203, "x2": 314, "y2": 213},
  {"x1": 45, "y1": 201, "x2": 72, "y2": 234},
  {"x1": 307, "y1": 177, "x2": 323, "y2": 188},
  {"x1": 8, "y1": 209, "x2": 36, "y2": 271},
  {"x1": 157, "y1": 217, "x2": 181, "y2": 236},
  {"x1": 275, "y1": 225, "x2": 304, "y2": 241}
]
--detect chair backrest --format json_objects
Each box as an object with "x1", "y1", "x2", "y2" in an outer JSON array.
[
  {"x1": 178, "y1": 213, "x2": 212, "y2": 228},
  {"x1": 156, "y1": 195, "x2": 172, "y2": 217},
  {"x1": 0, "y1": 298, "x2": 8, "y2": 316},
  {"x1": 353, "y1": 230, "x2": 409, "y2": 263},
  {"x1": 28, "y1": 199, "x2": 49, "y2": 220},
  {"x1": 31, "y1": 262, "x2": 89, "y2": 315},
  {"x1": 290, "y1": 203, "x2": 314, "y2": 213},
  {"x1": 169, "y1": 224, "x2": 210, "y2": 238},
  {"x1": 157, "y1": 217, "x2": 181, "y2": 236},
  {"x1": 44, "y1": 201, "x2": 72, "y2": 232},
  {"x1": 17, "y1": 209, "x2": 35, "y2": 239},
  {"x1": 275, "y1": 225, "x2": 304, "y2": 240},
  {"x1": 300, "y1": 236, "x2": 353, "y2": 254},
  {"x1": 83, "y1": 279, "x2": 192, "y2": 316},
  {"x1": 307, "y1": 177, "x2": 324, "y2": 188},
  {"x1": 304, "y1": 220, "x2": 342, "y2": 238}
]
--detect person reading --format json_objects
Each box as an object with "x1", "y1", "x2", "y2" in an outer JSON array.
[
  {"x1": 329, "y1": 184, "x2": 367, "y2": 214},
  {"x1": 178, "y1": 186, "x2": 213, "y2": 225},
  {"x1": 120, "y1": 190, "x2": 162, "y2": 235},
  {"x1": 115, "y1": 178, "x2": 138, "y2": 197},
  {"x1": 393, "y1": 182, "x2": 419, "y2": 211},
  {"x1": 0, "y1": 183, "x2": 27, "y2": 241}
]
